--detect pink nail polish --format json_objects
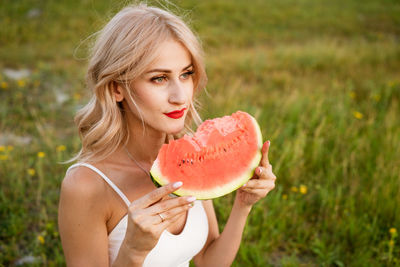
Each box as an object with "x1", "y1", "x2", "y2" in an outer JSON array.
[
  {"x1": 186, "y1": 196, "x2": 196, "y2": 202},
  {"x1": 263, "y1": 142, "x2": 268, "y2": 150},
  {"x1": 173, "y1": 181, "x2": 183, "y2": 188}
]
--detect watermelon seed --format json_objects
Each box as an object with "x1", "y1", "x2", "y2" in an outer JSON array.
[
  {"x1": 182, "y1": 159, "x2": 185, "y2": 164},
  {"x1": 224, "y1": 148, "x2": 227, "y2": 152}
]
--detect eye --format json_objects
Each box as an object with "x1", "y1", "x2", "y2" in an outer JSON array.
[
  {"x1": 181, "y1": 70, "x2": 194, "y2": 80},
  {"x1": 151, "y1": 75, "x2": 167, "y2": 84}
]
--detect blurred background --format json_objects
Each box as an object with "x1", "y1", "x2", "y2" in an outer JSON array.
[{"x1": 0, "y1": 0, "x2": 399, "y2": 266}]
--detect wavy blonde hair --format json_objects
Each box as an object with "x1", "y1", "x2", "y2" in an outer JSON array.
[{"x1": 70, "y1": 3, "x2": 207, "y2": 163}]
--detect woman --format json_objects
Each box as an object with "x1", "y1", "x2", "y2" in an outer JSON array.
[{"x1": 58, "y1": 3, "x2": 276, "y2": 267}]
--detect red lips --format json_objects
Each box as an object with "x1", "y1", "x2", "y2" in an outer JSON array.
[{"x1": 164, "y1": 108, "x2": 187, "y2": 119}]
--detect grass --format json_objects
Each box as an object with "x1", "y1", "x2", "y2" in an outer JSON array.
[{"x1": 1, "y1": 0, "x2": 399, "y2": 266}]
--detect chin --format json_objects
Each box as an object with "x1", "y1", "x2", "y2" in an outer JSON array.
[
  {"x1": 167, "y1": 126, "x2": 185, "y2": 135},
  {"x1": 164, "y1": 122, "x2": 185, "y2": 135}
]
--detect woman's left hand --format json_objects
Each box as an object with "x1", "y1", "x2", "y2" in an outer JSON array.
[{"x1": 235, "y1": 140, "x2": 276, "y2": 208}]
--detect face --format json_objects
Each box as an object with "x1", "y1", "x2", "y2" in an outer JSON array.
[{"x1": 118, "y1": 40, "x2": 194, "y2": 135}]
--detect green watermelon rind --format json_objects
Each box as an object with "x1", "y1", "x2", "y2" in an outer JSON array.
[
  {"x1": 150, "y1": 112, "x2": 263, "y2": 199},
  {"x1": 150, "y1": 172, "x2": 180, "y2": 198}
]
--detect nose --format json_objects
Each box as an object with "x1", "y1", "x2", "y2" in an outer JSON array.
[{"x1": 168, "y1": 80, "x2": 187, "y2": 105}]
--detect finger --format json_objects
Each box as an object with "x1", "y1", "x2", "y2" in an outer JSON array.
[
  {"x1": 242, "y1": 179, "x2": 275, "y2": 190},
  {"x1": 239, "y1": 187, "x2": 272, "y2": 197},
  {"x1": 254, "y1": 167, "x2": 276, "y2": 180},
  {"x1": 146, "y1": 196, "x2": 196, "y2": 215},
  {"x1": 141, "y1": 202, "x2": 192, "y2": 225},
  {"x1": 242, "y1": 179, "x2": 267, "y2": 189},
  {"x1": 130, "y1": 182, "x2": 183, "y2": 209},
  {"x1": 157, "y1": 207, "x2": 189, "y2": 230},
  {"x1": 261, "y1": 140, "x2": 270, "y2": 167},
  {"x1": 155, "y1": 203, "x2": 193, "y2": 224},
  {"x1": 241, "y1": 181, "x2": 275, "y2": 192}
]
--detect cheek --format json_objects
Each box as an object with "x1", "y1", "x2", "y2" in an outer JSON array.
[
  {"x1": 134, "y1": 87, "x2": 165, "y2": 107},
  {"x1": 185, "y1": 81, "x2": 194, "y2": 99}
]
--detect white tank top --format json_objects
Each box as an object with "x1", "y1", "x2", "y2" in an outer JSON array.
[{"x1": 67, "y1": 163, "x2": 209, "y2": 266}]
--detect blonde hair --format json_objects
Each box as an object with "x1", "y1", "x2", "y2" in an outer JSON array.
[{"x1": 70, "y1": 3, "x2": 207, "y2": 163}]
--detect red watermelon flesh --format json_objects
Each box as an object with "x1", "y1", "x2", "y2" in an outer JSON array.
[{"x1": 150, "y1": 111, "x2": 263, "y2": 199}]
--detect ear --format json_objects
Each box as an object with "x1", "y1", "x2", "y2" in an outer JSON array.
[{"x1": 112, "y1": 82, "x2": 124, "y2": 102}]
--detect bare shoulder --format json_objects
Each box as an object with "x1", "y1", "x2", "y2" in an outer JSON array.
[
  {"x1": 60, "y1": 165, "x2": 108, "y2": 203},
  {"x1": 59, "y1": 165, "x2": 110, "y2": 223}
]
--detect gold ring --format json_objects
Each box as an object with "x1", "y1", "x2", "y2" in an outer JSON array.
[{"x1": 158, "y1": 213, "x2": 165, "y2": 222}]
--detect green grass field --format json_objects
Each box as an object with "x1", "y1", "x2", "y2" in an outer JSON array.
[{"x1": 1, "y1": 0, "x2": 399, "y2": 266}]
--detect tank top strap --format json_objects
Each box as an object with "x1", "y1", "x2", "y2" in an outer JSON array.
[{"x1": 67, "y1": 163, "x2": 131, "y2": 207}]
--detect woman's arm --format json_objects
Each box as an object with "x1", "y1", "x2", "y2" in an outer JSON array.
[
  {"x1": 58, "y1": 168, "x2": 111, "y2": 267},
  {"x1": 193, "y1": 200, "x2": 251, "y2": 267}
]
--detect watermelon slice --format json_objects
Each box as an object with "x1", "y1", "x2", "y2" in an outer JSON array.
[{"x1": 150, "y1": 111, "x2": 263, "y2": 199}]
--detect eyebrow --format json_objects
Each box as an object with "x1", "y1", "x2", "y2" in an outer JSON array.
[{"x1": 145, "y1": 64, "x2": 193, "y2": 74}]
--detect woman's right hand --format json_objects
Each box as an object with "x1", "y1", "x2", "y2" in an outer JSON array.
[{"x1": 122, "y1": 181, "x2": 195, "y2": 256}]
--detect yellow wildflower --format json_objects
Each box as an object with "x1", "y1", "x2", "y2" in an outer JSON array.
[
  {"x1": 37, "y1": 151, "x2": 46, "y2": 158},
  {"x1": 73, "y1": 93, "x2": 81, "y2": 100},
  {"x1": 373, "y1": 94, "x2": 381, "y2": 102},
  {"x1": 17, "y1": 80, "x2": 26, "y2": 87},
  {"x1": 7, "y1": 145, "x2": 14, "y2": 151},
  {"x1": 0, "y1": 155, "x2": 8, "y2": 160},
  {"x1": 387, "y1": 80, "x2": 397, "y2": 88},
  {"x1": 0, "y1": 146, "x2": 5, "y2": 152},
  {"x1": 37, "y1": 235, "x2": 45, "y2": 244},
  {"x1": 28, "y1": 168, "x2": 36, "y2": 176},
  {"x1": 282, "y1": 194, "x2": 288, "y2": 200},
  {"x1": 390, "y1": 228, "x2": 397, "y2": 235},
  {"x1": 291, "y1": 186, "x2": 298, "y2": 193},
  {"x1": 56, "y1": 145, "x2": 66, "y2": 152},
  {"x1": 349, "y1": 91, "x2": 356, "y2": 99},
  {"x1": 389, "y1": 240, "x2": 395, "y2": 247},
  {"x1": 1, "y1": 81, "x2": 8, "y2": 89},
  {"x1": 300, "y1": 185, "x2": 308, "y2": 194},
  {"x1": 353, "y1": 111, "x2": 363, "y2": 119}
]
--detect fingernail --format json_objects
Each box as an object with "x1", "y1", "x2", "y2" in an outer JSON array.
[
  {"x1": 264, "y1": 140, "x2": 270, "y2": 148},
  {"x1": 257, "y1": 167, "x2": 262, "y2": 175},
  {"x1": 186, "y1": 196, "x2": 196, "y2": 202},
  {"x1": 263, "y1": 141, "x2": 268, "y2": 150},
  {"x1": 173, "y1": 181, "x2": 183, "y2": 188},
  {"x1": 242, "y1": 183, "x2": 247, "y2": 187}
]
